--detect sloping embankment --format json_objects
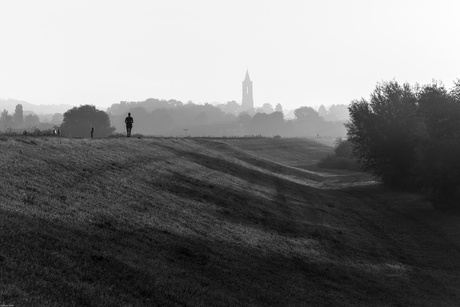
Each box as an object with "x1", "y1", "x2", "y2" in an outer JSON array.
[{"x1": 0, "y1": 136, "x2": 459, "y2": 306}]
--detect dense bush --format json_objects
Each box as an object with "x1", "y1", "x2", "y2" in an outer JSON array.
[
  {"x1": 346, "y1": 81, "x2": 418, "y2": 186},
  {"x1": 61, "y1": 105, "x2": 115, "y2": 138},
  {"x1": 317, "y1": 155, "x2": 362, "y2": 171},
  {"x1": 318, "y1": 138, "x2": 361, "y2": 171},
  {"x1": 334, "y1": 138, "x2": 353, "y2": 158},
  {"x1": 346, "y1": 80, "x2": 460, "y2": 209},
  {"x1": 0, "y1": 127, "x2": 58, "y2": 137}
]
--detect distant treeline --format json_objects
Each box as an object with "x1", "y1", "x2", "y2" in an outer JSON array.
[
  {"x1": 1, "y1": 98, "x2": 349, "y2": 138},
  {"x1": 107, "y1": 99, "x2": 348, "y2": 137},
  {"x1": 0, "y1": 104, "x2": 63, "y2": 132},
  {"x1": 347, "y1": 80, "x2": 460, "y2": 209}
]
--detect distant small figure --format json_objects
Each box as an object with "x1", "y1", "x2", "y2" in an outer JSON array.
[
  {"x1": 57, "y1": 129, "x2": 61, "y2": 136},
  {"x1": 125, "y1": 113, "x2": 134, "y2": 137},
  {"x1": 91, "y1": 127, "x2": 95, "y2": 138}
]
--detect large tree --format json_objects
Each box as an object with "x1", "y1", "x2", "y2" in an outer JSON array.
[
  {"x1": 346, "y1": 80, "x2": 460, "y2": 201},
  {"x1": 415, "y1": 82, "x2": 460, "y2": 207},
  {"x1": 237, "y1": 112, "x2": 252, "y2": 125},
  {"x1": 221, "y1": 100, "x2": 240, "y2": 115},
  {"x1": 294, "y1": 106, "x2": 323, "y2": 123},
  {"x1": 13, "y1": 104, "x2": 24, "y2": 127},
  {"x1": 61, "y1": 105, "x2": 115, "y2": 137},
  {"x1": 260, "y1": 103, "x2": 274, "y2": 114},
  {"x1": 275, "y1": 103, "x2": 283, "y2": 113},
  {"x1": 24, "y1": 114, "x2": 40, "y2": 127},
  {"x1": 0, "y1": 110, "x2": 13, "y2": 130},
  {"x1": 328, "y1": 104, "x2": 349, "y2": 121},
  {"x1": 318, "y1": 105, "x2": 328, "y2": 118},
  {"x1": 51, "y1": 113, "x2": 64, "y2": 125},
  {"x1": 346, "y1": 81, "x2": 418, "y2": 186}
]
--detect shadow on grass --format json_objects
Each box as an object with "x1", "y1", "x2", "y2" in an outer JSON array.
[
  {"x1": 0, "y1": 207, "x2": 444, "y2": 307},
  {"x1": 156, "y1": 141, "x2": 323, "y2": 182}
]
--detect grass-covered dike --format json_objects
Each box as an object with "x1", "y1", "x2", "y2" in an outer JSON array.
[{"x1": 1, "y1": 136, "x2": 460, "y2": 306}]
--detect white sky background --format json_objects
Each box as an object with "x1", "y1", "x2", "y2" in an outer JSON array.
[{"x1": 1, "y1": 0, "x2": 460, "y2": 111}]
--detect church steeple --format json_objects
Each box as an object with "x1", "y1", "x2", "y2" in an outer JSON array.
[
  {"x1": 242, "y1": 70, "x2": 254, "y2": 111},
  {"x1": 244, "y1": 69, "x2": 251, "y2": 82}
]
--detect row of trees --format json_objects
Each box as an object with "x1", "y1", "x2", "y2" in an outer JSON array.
[
  {"x1": 0, "y1": 105, "x2": 63, "y2": 131},
  {"x1": 2, "y1": 100, "x2": 349, "y2": 138},
  {"x1": 347, "y1": 80, "x2": 460, "y2": 208},
  {"x1": 108, "y1": 98, "x2": 349, "y2": 121},
  {"x1": 318, "y1": 104, "x2": 349, "y2": 121},
  {"x1": 214, "y1": 101, "x2": 284, "y2": 116},
  {"x1": 108, "y1": 103, "x2": 347, "y2": 137},
  {"x1": 0, "y1": 104, "x2": 116, "y2": 137},
  {"x1": 107, "y1": 98, "x2": 285, "y2": 117},
  {"x1": 34, "y1": 103, "x2": 345, "y2": 138}
]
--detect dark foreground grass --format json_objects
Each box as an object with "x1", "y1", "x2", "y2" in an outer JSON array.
[{"x1": 0, "y1": 136, "x2": 460, "y2": 306}]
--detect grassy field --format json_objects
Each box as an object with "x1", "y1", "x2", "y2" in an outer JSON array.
[{"x1": 1, "y1": 136, "x2": 460, "y2": 306}]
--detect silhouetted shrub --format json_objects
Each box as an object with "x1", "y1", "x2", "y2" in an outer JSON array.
[
  {"x1": 317, "y1": 155, "x2": 361, "y2": 171},
  {"x1": 334, "y1": 138, "x2": 352, "y2": 158},
  {"x1": 61, "y1": 105, "x2": 115, "y2": 138},
  {"x1": 318, "y1": 138, "x2": 362, "y2": 171}
]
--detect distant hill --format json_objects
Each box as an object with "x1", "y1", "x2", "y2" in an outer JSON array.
[{"x1": 0, "y1": 98, "x2": 74, "y2": 114}]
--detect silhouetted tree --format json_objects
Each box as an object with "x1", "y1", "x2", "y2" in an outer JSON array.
[
  {"x1": 251, "y1": 112, "x2": 270, "y2": 134},
  {"x1": 346, "y1": 79, "x2": 460, "y2": 208},
  {"x1": 194, "y1": 112, "x2": 209, "y2": 125},
  {"x1": 260, "y1": 103, "x2": 274, "y2": 114},
  {"x1": 24, "y1": 114, "x2": 40, "y2": 127},
  {"x1": 224, "y1": 113, "x2": 237, "y2": 122},
  {"x1": 327, "y1": 104, "x2": 349, "y2": 121},
  {"x1": 275, "y1": 103, "x2": 283, "y2": 113},
  {"x1": 269, "y1": 111, "x2": 285, "y2": 135},
  {"x1": 415, "y1": 81, "x2": 460, "y2": 207},
  {"x1": 318, "y1": 138, "x2": 361, "y2": 171},
  {"x1": 107, "y1": 98, "x2": 184, "y2": 115},
  {"x1": 61, "y1": 105, "x2": 115, "y2": 137},
  {"x1": 294, "y1": 106, "x2": 323, "y2": 123},
  {"x1": 51, "y1": 113, "x2": 63, "y2": 125},
  {"x1": 237, "y1": 112, "x2": 252, "y2": 125},
  {"x1": 346, "y1": 81, "x2": 418, "y2": 186},
  {"x1": 334, "y1": 138, "x2": 353, "y2": 158},
  {"x1": 13, "y1": 104, "x2": 24, "y2": 127},
  {"x1": 248, "y1": 111, "x2": 286, "y2": 136},
  {"x1": 318, "y1": 105, "x2": 328, "y2": 118},
  {"x1": 216, "y1": 100, "x2": 240, "y2": 115},
  {"x1": 0, "y1": 110, "x2": 13, "y2": 130}
]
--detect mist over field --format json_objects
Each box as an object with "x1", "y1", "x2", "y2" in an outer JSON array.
[
  {"x1": 2, "y1": 1, "x2": 460, "y2": 305},
  {"x1": 1, "y1": 96, "x2": 349, "y2": 138},
  {"x1": 1, "y1": 66, "x2": 460, "y2": 307}
]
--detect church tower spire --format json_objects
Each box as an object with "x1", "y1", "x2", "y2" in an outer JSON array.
[{"x1": 242, "y1": 69, "x2": 254, "y2": 111}]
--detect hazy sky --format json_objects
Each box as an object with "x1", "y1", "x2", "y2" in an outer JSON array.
[{"x1": 1, "y1": 0, "x2": 460, "y2": 111}]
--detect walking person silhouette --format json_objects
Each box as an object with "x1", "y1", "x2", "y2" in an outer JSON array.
[{"x1": 125, "y1": 113, "x2": 134, "y2": 137}]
